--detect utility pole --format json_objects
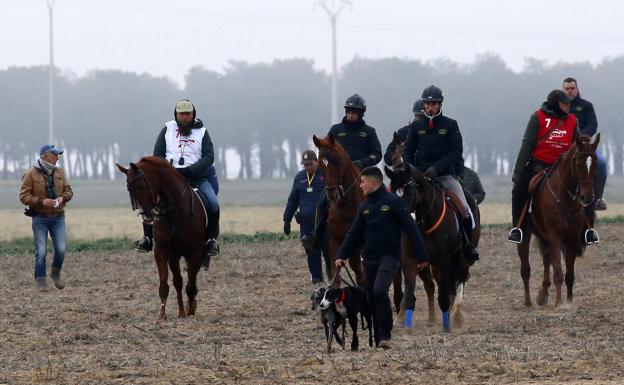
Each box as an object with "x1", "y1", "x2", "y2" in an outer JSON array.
[
  {"x1": 316, "y1": 0, "x2": 352, "y2": 124},
  {"x1": 46, "y1": 0, "x2": 55, "y2": 144}
]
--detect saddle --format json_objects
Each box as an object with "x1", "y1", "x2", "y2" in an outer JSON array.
[
  {"x1": 445, "y1": 189, "x2": 467, "y2": 219},
  {"x1": 528, "y1": 170, "x2": 548, "y2": 195}
]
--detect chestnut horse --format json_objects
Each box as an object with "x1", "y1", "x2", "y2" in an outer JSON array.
[
  {"x1": 517, "y1": 134, "x2": 600, "y2": 307},
  {"x1": 312, "y1": 134, "x2": 366, "y2": 288},
  {"x1": 117, "y1": 156, "x2": 207, "y2": 320},
  {"x1": 386, "y1": 157, "x2": 480, "y2": 332},
  {"x1": 313, "y1": 134, "x2": 406, "y2": 314}
]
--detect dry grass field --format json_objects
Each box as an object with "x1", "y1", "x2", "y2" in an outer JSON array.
[
  {"x1": 3, "y1": 204, "x2": 624, "y2": 242},
  {"x1": 1, "y1": 225, "x2": 623, "y2": 384}
]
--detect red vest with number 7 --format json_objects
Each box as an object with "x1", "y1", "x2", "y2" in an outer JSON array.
[{"x1": 531, "y1": 109, "x2": 577, "y2": 164}]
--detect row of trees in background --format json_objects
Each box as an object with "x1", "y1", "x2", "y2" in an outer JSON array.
[{"x1": 1, "y1": 54, "x2": 623, "y2": 180}]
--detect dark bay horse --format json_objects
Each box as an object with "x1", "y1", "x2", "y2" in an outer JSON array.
[
  {"x1": 386, "y1": 161, "x2": 480, "y2": 332},
  {"x1": 517, "y1": 134, "x2": 600, "y2": 307},
  {"x1": 117, "y1": 156, "x2": 207, "y2": 320},
  {"x1": 313, "y1": 134, "x2": 366, "y2": 288}
]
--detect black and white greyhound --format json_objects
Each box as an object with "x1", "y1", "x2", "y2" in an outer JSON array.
[{"x1": 311, "y1": 284, "x2": 373, "y2": 352}]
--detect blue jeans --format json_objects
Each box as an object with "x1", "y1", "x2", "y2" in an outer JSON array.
[
  {"x1": 199, "y1": 181, "x2": 219, "y2": 213},
  {"x1": 206, "y1": 165, "x2": 219, "y2": 195},
  {"x1": 32, "y1": 215, "x2": 66, "y2": 279}
]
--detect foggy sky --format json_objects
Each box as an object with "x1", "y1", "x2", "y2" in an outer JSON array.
[{"x1": 3, "y1": 0, "x2": 624, "y2": 87}]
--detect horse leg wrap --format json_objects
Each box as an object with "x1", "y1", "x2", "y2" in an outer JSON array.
[
  {"x1": 442, "y1": 311, "x2": 450, "y2": 331},
  {"x1": 404, "y1": 309, "x2": 414, "y2": 329}
]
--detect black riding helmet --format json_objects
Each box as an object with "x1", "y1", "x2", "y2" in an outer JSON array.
[
  {"x1": 421, "y1": 85, "x2": 444, "y2": 103},
  {"x1": 412, "y1": 98, "x2": 423, "y2": 115},
  {"x1": 344, "y1": 94, "x2": 367, "y2": 116}
]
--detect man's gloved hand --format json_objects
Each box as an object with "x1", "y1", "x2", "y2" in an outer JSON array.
[
  {"x1": 424, "y1": 167, "x2": 437, "y2": 179},
  {"x1": 294, "y1": 211, "x2": 301, "y2": 224},
  {"x1": 283, "y1": 221, "x2": 291, "y2": 236},
  {"x1": 335, "y1": 259, "x2": 346, "y2": 269},
  {"x1": 177, "y1": 167, "x2": 192, "y2": 180}
]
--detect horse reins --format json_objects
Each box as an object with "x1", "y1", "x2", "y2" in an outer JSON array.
[{"x1": 403, "y1": 177, "x2": 447, "y2": 236}]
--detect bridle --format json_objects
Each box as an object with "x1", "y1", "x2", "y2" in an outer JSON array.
[
  {"x1": 395, "y1": 168, "x2": 446, "y2": 236},
  {"x1": 546, "y1": 147, "x2": 596, "y2": 219},
  {"x1": 127, "y1": 168, "x2": 190, "y2": 221},
  {"x1": 319, "y1": 149, "x2": 357, "y2": 202}
]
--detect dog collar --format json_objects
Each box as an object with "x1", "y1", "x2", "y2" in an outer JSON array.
[{"x1": 335, "y1": 289, "x2": 346, "y2": 305}]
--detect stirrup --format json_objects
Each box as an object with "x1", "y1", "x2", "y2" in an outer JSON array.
[
  {"x1": 584, "y1": 228, "x2": 599, "y2": 245},
  {"x1": 206, "y1": 238, "x2": 220, "y2": 256},
  {"x1": 507, "y1": 227, "x2": 523, "y2": 244}
]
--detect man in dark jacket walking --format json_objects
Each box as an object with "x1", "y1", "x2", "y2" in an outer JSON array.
[
  {"x1": 283, "y1": 150, "x2": 326, "y2": 283},
  {"x1": 563, "y1": 77, "x2": 607, "y2": 211},
  {"x1": 301, "y1": 94, "x2": 382, "y2": 249},
  {"x1": 335, "y1": 166, "x2": 429, "y2": 350},
  {"x1": 404, "y1": 85, "x2": 479, "y2": 264}
]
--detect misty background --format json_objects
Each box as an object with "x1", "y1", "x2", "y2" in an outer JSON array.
[{"x1": 1, "y1": 0, "x2": 623, "y2": 180}]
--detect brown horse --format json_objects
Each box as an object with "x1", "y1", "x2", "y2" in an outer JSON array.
[
  {"x1": 517, "y1": 134, "x2": 600, "y2": 307},
  {"x1": 117, "y1": 156, "x2": 207, "y2": 320},
  {"x1": 386, "y1": 134, "x2": 480, "y2": 331},
  {"x1": 312, "y1": 134, "x2": 366, "y2": 288}
]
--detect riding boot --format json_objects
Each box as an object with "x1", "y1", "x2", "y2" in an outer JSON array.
[
  {"x1": 583, "y1": 207, "x2": 600, "y2": 245},
  {"x1": 462, "y1": 217, "x2": 479, "y2": 265},
  {"x1": 135, "y1": 222, "x2": 153, "y2": 252},
  {"x1": 301, "y1": 193, "x2": 329, "y2": 251},
  {"x1": 205, "y1": 209, "x2": 220, "y2": 265},
  {"x1": 508, "y1": 176, "x2": 529, "y2": 244}
]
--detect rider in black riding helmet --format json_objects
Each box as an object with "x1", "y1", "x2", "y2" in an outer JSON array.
[
  {"x1": 301, "y1": 94, "x2": 382, "y2": 250},
  {"x1": 403, "y1": 85, "x2": 480, "y2": 265}
]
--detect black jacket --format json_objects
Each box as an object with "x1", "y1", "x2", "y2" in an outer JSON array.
[
  {"x1": 153, "y1": 118, "x2": 214, "y2": 183},
  {"x1": 283, "y1": 169, "x2": 325, "y2": 235},
  {"x1": 569, "y1": 95, "x2": 598, "y2": 136},
  {"x1": 328, "y1": 118, "x2": 382, "y2": 169},
  {"x1": 337, "y1": 185, "x2": 429, "y2": 264},
  {"x1": 384, "y1": 113, "x2": 426, "y2": 165},
  {"x1": 403, "y1": 113, "x2": 464, "y2": 177},
  {"x1": 462, "y1": 166, "x2": 485, "y2": 204}
]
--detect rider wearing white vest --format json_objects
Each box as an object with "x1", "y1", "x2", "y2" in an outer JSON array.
[{"x1": 135, "y1": 100, "x2": 220, "y2": 266}]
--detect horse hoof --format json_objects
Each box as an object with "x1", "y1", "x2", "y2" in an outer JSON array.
[
  {"x1": 536, "y1": 293, "x2": 548, "y2": 306},
  {"x1": 452, "y1": 310, "x2": 464, "y2": 328}
]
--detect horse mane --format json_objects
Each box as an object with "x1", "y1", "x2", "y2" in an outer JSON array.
[
  {"x1": 137, "y1": 156, "x2": 186, "y2": 183},
  {"x1": 551, "y1": 135, "x2": 592, "y2": 172}
]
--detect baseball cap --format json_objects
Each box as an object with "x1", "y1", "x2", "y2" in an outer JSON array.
[
  {"x1": 301, "y1": 150, "x2": 318, "y2": 164},
  {"x1": 39, "y1": 144, "x2": 64, "y2": 155},
  {"x1": 175, "y1": 100, "x2": 195, "y2": 113}
]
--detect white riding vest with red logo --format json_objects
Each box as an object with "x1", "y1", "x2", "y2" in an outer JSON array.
[
  {"x1": 164, "y1": 120, "x2": 206, "y2": 168},
  {"x1": 531, "y1": 110, "x2": 577, "y2": 164}
]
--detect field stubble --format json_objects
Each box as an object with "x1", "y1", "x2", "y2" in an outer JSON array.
[{"x1": 1, "y1": 225, "x2": 623, "y2": 384}]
